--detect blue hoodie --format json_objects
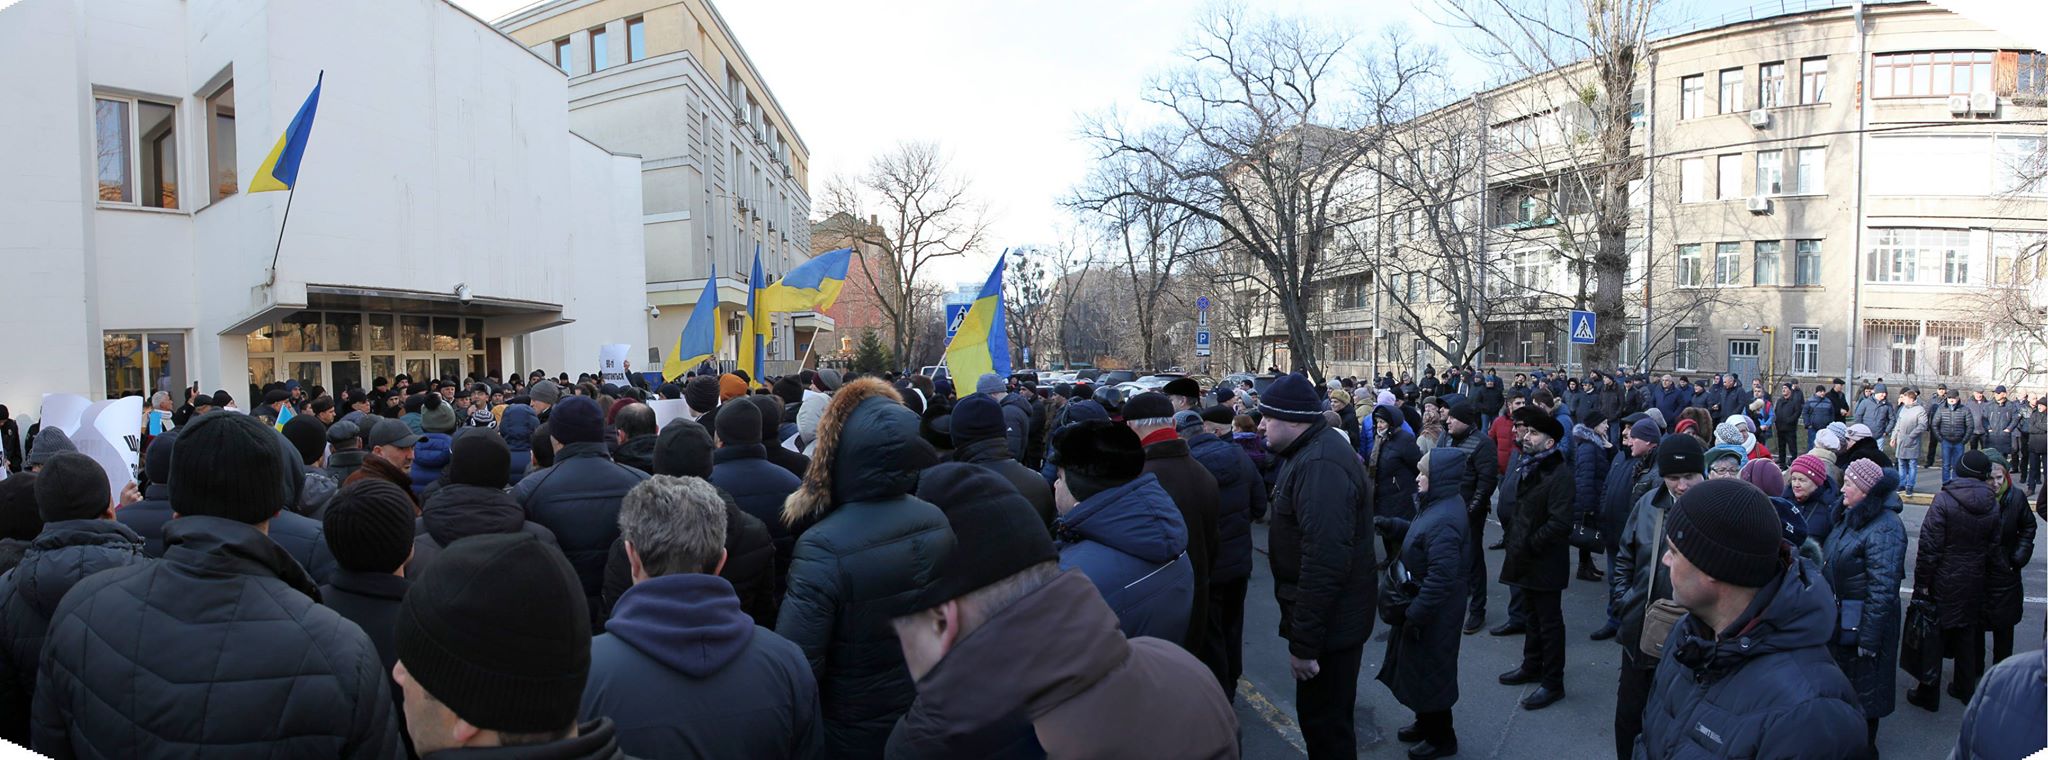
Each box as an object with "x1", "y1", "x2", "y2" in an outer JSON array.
[
  {"x1": 584, "y1": 573, "x2": 822, "y2": 759},
  {"x1": 1055, "y1": 473, "x2": 1194, "y2": 644},
  {"x1": 498, "y1": 404, "x2": 540, "y2": 486}
]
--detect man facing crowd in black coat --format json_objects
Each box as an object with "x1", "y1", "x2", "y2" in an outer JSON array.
[
  {"x1": 33, "y1": 412, "x2": 402, "y2": 758},
  {"x1": 1259, "y1": 373, "x2": 1375, "y2": 760},
  {"x1": 583, "y1": 475, "x2": 820, "y2": 759},
  {"x1": 1124, "y1": 392, "x2": 1220, "y2": 671},
  {"x1": 1444, "y1": 402, "x2": 1498, "y2": 634},
  {"x1": 1498, "y1": 405, "x2": 1575, "y2": 711}
]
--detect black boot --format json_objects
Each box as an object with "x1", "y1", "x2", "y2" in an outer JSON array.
[
  {"x1": 1906, "y1": 683, "x2": 1940, "y2": 712},
  {"x1": 1398, "y1": 723, "x2": 1424, "y2": 743},
  {"x1": 1408, "y1": 738, "x2": 1458, "y2": 759}
]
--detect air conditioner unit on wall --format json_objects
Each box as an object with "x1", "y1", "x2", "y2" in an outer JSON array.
[
  {"x1": 1949, "y1": 95, "x2": 1973, "y2": 116},
  {"x1": 1748, "y1": 109, "x2": 1770, "y2": 128},
  {"x1": 1746, "y1": 195, "x2": 1772, "y2": 213},
  {"x1": 1971, "y1": 91, "x2": 1997, "y2": 115}
]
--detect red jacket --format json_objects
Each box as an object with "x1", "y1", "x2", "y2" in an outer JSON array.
[{"x1": 1490, "y1": 414, "x2": 1516, "y2": 471}]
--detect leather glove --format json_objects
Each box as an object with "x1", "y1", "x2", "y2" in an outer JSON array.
[{"x1": 1372, "y1": 516, "x2": 1394, "y2": 534}]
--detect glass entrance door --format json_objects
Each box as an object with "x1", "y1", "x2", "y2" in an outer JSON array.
[{"x1": 329, "y1": 360, "x2": 362, "y2": 394}]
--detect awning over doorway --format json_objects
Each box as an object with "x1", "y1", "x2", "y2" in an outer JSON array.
[{"x1": 220, "y1": 284, "x2": 569, "y2": 338}]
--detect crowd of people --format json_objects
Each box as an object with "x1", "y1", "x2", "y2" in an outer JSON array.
[{"x1": 0, "y1": 361, "x2": 2035, "y2": 759}]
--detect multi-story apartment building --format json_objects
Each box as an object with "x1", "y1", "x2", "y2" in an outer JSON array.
[
  {"x1": 1248, "y1": 0, "x2": 2046, "y2": 392},
  {"x1": 498, "y1": 0, "x2": 828, "y2": 373},
  {"x1": 0, "y1": 0, "x2": 646, "y2": 414}
]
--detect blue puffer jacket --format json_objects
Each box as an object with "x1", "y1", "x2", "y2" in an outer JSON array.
[
  {"x1": 1055, "y1": 473, "x2": 1195, "y2": 644},
  {"x1": 1802, "y1": 395, "x2": 1837, "y2": 433},
  {"x1": 1634, "y1": 557, "x2": 1868, "y2": 760},
  {"x1": 408, "y1": 432, "x2": 453, "y2": 498},
  {"x1": 1820, "y1": 469, "x2": 1906, "y2": 720},
  {"x1": 1651, "y1": 384, "x2": 1692, "y2": 424},
  {"x1": 1572, "y1": 425, "x2": 1614, "y2": 519},
  {"x1": 710, "y1": 444, "x2": 804, "y2": 587},
  {"x1": 499, "y1": 404, "x2": 540, "y2": 486},
  {"x1": 516, "y1": 441, "x2": 652, "y2": 623},
  {"x1": 0, "y1": 521, "x2": 147, "y2": 743},
  {"x1": 1950, "y1": 650, "x2": 2047, "y2": 760},
  {"x1": 1187, "y1": 432, "x2": 1264, "y2": 585}
]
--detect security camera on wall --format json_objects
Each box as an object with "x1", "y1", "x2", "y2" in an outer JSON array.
[{"x1": 455, "y1": 282, "x2": 473, "y2": 304}]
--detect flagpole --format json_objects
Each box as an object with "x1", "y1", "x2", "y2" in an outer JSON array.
[
  {"x1": 264, "y1": 186, "x2": 297, "y2": 287},
  {"x1": 797, "y1": 330, "x2": 816, "y2": 371}
]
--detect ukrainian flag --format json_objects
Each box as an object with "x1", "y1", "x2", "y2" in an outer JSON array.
[
  {"x1": 662, "y1": 266, "x2": 720, "y2": 382},
  {"x1": 248, "y1": 72, "x2": 323, "y2": 194},
  {"x1": 943, "y1": 252, "x2": 1011, "y2": 382},
  {"x1": 273, "y1": 403, "x2": 295, "y2": 432},
  {"x1": 735, "y1": 246, "x2": 767, "y2": 385},
  {"x1": 758, "y1": 247, "x2": 852, "y2": 313}
]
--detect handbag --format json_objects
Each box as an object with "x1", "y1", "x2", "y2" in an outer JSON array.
[
  {"x1": 1835, "y1": 598, "x2": 1864, "y2": 648},
  {"x1": 1569, "y1": 516, "x2": 1605, "y2": 551},
  {"x1": 1636, "y1": 504, "x2": 1683, "y2": 660},
  {"x1": 1377, "y1": 557, "x2": 1418, "y2": 627},
  {"x1": 1900, "y1": 598, "x2": 1942, "y2": 684}
]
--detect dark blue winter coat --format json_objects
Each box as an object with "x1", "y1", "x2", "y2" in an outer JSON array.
[
  {"x1": 1571, "y1": 425, "x2": 1615, "y2": 520},
  {"x1": 499, "y1": 403, "x2": 540, "y2": 486},
  {"x1": 1055, "y1": 473, "x2": 1194, "y2": 644},
  {"x1": 1633, "y1": 557, "x2": 1868, "y2": 760},
  {"x1": 1802, "y1": 394, "x2": 1837, "y2": 433},
  {"x1": 268, "y1": 507, "x2": 339, "y2": 586},
  {"x1": 1188, "y1": 432, "x2": 1264, "y2": 585},
  {"x1": 583, "y1": 573, "x2": 821, "y2": 759},
  {"x1": 1600, "y1": 450, "x2": 1653, "y2": 546},
  {"x1": 1651, "y1": 384, "x2": 1693, "y2": 424},
  {"x1": 1787, "y1": 475, "x2": 1841, "y2": 551},
  {"x1": 408, "y1": 432, "x2": 453, "y2": 498},
  {"x1": 711, "y1": 444, "x2": 804, "y2": 585},
  {"x1": 1951, "y1": 650, "x2": 2047, "y2": 760},
  {"x1": 516, "y1": 441, "x2": 652, "y2": 622},
  {"x1": 0, "y1": 520, "x2": 147, "y2": 744},
  {"x1": 1371, "y1": 427, "x2": 1421, "y2": 520},
  {"x1": 1820, "y1": 469, "x2": 1906, "y2": 720},
  {"x1": 115, "y1": 483, "x2": 174, "y2": 558},
  {"x1": 1375, "y1": 448, "x2": 1471, "y2": 714}
]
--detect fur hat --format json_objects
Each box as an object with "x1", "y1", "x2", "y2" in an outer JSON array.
[
  {"x1": 1513, "y1": 405, "x2": 1564, "y2": 442},
  {"x1": 783, "y1": 378, "x2": 932, "y2": 527},
  {"x1": 1163, "y1": 377, "x2": 1202, "y2": 401},
  {"x1": 1050, "y1": 419, "x2": 1145, "y2": 501}
]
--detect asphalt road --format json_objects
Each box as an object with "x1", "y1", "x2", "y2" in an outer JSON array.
[{"x1": 1230, "y1": 492, "x2": 2047, "y2": 759}]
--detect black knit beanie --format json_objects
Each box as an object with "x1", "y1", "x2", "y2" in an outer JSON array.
[
  {"x1": 444, "y1": 433, "x2": 511, "y2": 489},
  {"x1": 748, "y1": 395, "x2": 785, "y2": 444},
  {"x1": 0, "y1": 474, "x2": 43, "y2": 541},
  {"x1": 910, "y1": 463, "x2": 1057, "y2": 612},
  {"x1": 34, "y1": 452, "x2": 109, "y2": 522},
  {"x1": 715, "y1": 396, "x2": 763, "y2": 446},
  {"x1": 394, "y1": 532, "x2": 589, "y2": 734},
  {"x1": 684, "y1": 376, "x2": 721, "y2": 414},
  {"x1": 654, "y1": 417, "x2": 715, "y2": 478},
  {"x1": 171, "y1": 412, "x2": 287, "y2": 524},
  {"x1": 1665, "y1": 478, "x2": 1782, "y2": 588},
  {"x1": 1656, "y1": 433, "x2": 1705, "y2": 477},
  {"x1": 281, "y1": 414, "x2": 327, "y2": 466},
  {"x1": 1958, "y1": 450, "x2": 1993, "y2": 481},
  {"x1": 322, "y1": 480, "x2": 417, "y2": 574}
]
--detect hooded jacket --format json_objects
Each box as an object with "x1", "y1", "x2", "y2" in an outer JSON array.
[
  {"x1": 1376, "y1": 448, "x2": 1471, "y2": 714},
  {"x1": 1138, "y1": 435, "x2": 1218, "y2": 656},
  {"x1": 1819, "y1": 469, "x2": 1906, "y2": 720},
  {"x1": 408, "y1": 432, "x2": 453, "y2": 498},
  {"x1": 0, "y1": 520, "x2": 147, "y2": 743},
  {"x1": 1268, "y1": 419, "x2": 1376, "y2": 661},
  {"x1": 411, "y1": 483, "x2": 560, "y2": 580},
  {"x1": 1988, "y1": 480, "x2": 2037, "y2": 629},
  {"x1": 1950, "y1": 650, "x2": 2048, "y2": 760},
  {"x1": 1916, "y1": 476, "x2": 2003, "y2": 629},
  {"x1": 773, "y1": 379, "x2": 953, "y2": 760},
  {"x1": 1187, "y1": 431, "x2": 1265, "y2": 585},
  {"x1": 498, "y1": 403, "x2": 540, "y2": 486},
  {"x1": 884, "y1": 569, "x2": 1237, "y2": 760},
  {"x1": 1055, "y1": 473, "x2": 1195, "y2": 643},
  {"x1": 582, "y1": 574, "x2": 821, "y2": 760},
  {"x1": 998, "y1": 392, "x2": 1033, "y2": 465},
  {"x1": 1370, "y1": 422, "x2": 1422, "y2": 520},
  {"x1": 1572, "y1": 424, "x2": 1615, "y2": 519},
  {"x1": 31, "y1": 517, "x2": 401, "y2": 759},
  {"x1": 516, "y1": 440, "x2": 651, "y2": 624},
  {"x1": 1634, "y1": 556, "x2": 1867, "y2": 760},
  {"x1": 949, "y1": 436, "x2": 1056, "y2": 530}
]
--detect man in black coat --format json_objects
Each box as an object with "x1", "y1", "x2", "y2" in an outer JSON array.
[
  {"x1": 1258, "y1": 374, "x2": 1375, "y2": 760},
  {"x1": 947, "y1": 396, "x2": 1056, "y2": 529},
  {"x1": 516, "y1": 396, "x2": 650, "y2": 625},
  {"x1": 32, "y1": 413, "x2": 402, "y2": 758},
  {"x1": 320, "y1": 479, "x2": 418, "y2": 753},
  {"x1": 609, "y1": 402, "x2": 660, "y2": 474},
  {"x1": 583, "y1": 476, "x2": 821, "y2": 759},
  {"x1": 1184, "y1": 405, "x2": 1266, "y2": 699},
  {"x1": 749, "y1": 395, "x2": 812, "y2": 480},
  {"x1": 1498, "y1": 406, "x2": 1575, "y2": 711},
  {"x1": 1124, "y1": 393, "x2": 1220, "y2": 674},
  {"x1": 1445, "y1": 403, "x2": 1498, "y2": 634}
]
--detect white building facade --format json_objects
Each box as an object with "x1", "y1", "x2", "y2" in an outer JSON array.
[{"x1": 0, "y1": 0, "x2": 647, "y2": 415}]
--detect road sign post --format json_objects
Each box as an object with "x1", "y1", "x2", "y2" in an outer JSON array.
[
  {"x1": 1568, "y1": 309, "x2": 1596, "y2": 371},
  {"x1": 944, "y1": 304, "x2": 971, "y2": 340}
]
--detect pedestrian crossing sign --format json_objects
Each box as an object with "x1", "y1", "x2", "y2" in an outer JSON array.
[{"x1": 1569, "y1": 310, "x2": 1597, "y2": 345}]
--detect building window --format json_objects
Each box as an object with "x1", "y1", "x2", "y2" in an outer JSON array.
[
  {"x1": 1795, "y1": 148, "x2": 1824, "y2": 194},
  {"x1": 1795, "y1": 240, "x2": 1823, "y2": 285},
  {"x1": 626, "y1": 17, "x2": 646, "y2": 62},
  {"x1": 1678, "y1": 158, "x2": 1704, "y2": 203},
  {"x1": 1800, "y1": 57, "x2": 1827, "y2": 103},
  {"x1": 1717, "y1": 154, "x2": 1742, "y2": 200},
  {"x1": 1677, "y1": 244, "x2": 1703, "y2": 287},
  {"x1": 589, "y1": 27, "x2": 609, "y2": 71},
  {"x1": 1866, "y1": 228, "x2": 1972, "y2": 284},
  {"x1": 1792, "y1": 327, "x2": 1820, "y2": 375},
  {"x1": 1871, "y1": 51, "x2": 1993, "y2": 98},
  {"x1": 1674, "y1": 327, "x2": 1699, "y2": 371},
  {"x1": 1755, "y1": 150, "x2": 1783, "y2": 195},
  {"x1": 1680, "y1": 75, "x2": 1703, "y2": 119},
  {"x1": 103, "y1": 332, "x2": 185, "y2": 401},
  {"x1": 1938, "y1": 334, "x2": 1969, "y2": 375},
  {"x1": 94, "y1": 95, "x2": 178, "y2": 208},
  {"x1": 1714, "y1": 242, "x2": 1741, "y2": 285},
  {"x1": 554, "y1": 38, "x2": 571, "y2": 73},
  {"x1": 1719, "y1": 67, "x2": 1745, "y2": 113},
  {"x1": 1992, "y1": 231, "x2": 2047, "y2": 286},
  {"x1": 1755, "y1": 241, "x2": 1782, "y2": 285},
  {"x1": 1888, "y1": 327, "x2": 1919, "y2": 375},
  {"x1": 1760, "y1": 62, "x2": 1787, "y2": 107},
  {"x1": 205, "y1": 81, "x2": 236, "y2": 204},
  {"x1": 2019, "y1": 52, "x2": 2047, "y2": 98},
  {"x1": 1517, "y1": 195, "x2": 1537, "y2": 222}
]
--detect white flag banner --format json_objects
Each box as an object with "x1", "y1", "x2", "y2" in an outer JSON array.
[
  {"x1": 647, "y1": 399, "x2": 692, "y2": 430},
  {"x1": 76, "y1": 397, "x2": 143, "y2": 495},
  {"x1": 600, "y1": 344, "x2": 631, "y2": 384},
  {"x1": 38, "y1": 393, "x2": 92, "y2": 438}
]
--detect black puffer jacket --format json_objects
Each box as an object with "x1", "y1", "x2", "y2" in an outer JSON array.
[
  {"x1": 31, "y1": 516, "x2": 401, "y2": 759},
  {"x1": 1370, "y1": 426, "x2": 1421, "y2": 520},
  {"x1": 1915, "y1": 476, "x2": 2002, "y2": 629},
  {"x1": 1268, "y1": 419, "x2": 1376, "y2": 661},
  {"x1": 1187, "y1": 431, "x2": 1265, "y2": 584},
  {"x1": 1501, "y1": 448, "x2": 1574, "y2": 592},
  {"x1": 774, "y1": 381, "x2": 952, "y2": 760},
  {"x1": 1950, "y1": 650, "x2": 2048, "y2": 760},
  {"x1": 1376, "y1": 447, "x2": 1471, "y2": 714},
  {"x1": 0, "y1": 521, "x2": 146, "y2": 743},
  {"x1": 1819, "y1": 470, "x2": 1906, "y2": 720},
  {"x1": 949, "y1": 436, "x2": 1056, "y2": 530},
  {"x1": 515, "y1": 441, "x2": 651, "y2": 623},
  {"x1": 602, "y1": 489, "x2": 778, "y2": 628},
  {"x1": 411, "y1": 483, "x2": 560, "y2": 581},
  {"x1": 998, "y1": 392, "x2": 1033, "y2": 465},
  {"x1": 1987, "y1": 481, "x2": 2037, "y2": 630},
  {"x1": 711, "y1": 444, "x2": 804, "y2": 592},
  {"x1": 1932, "y1": 401, "x2": 1975, "y2": 443},
  {"x1": 115, "y1": 483, "x2": 175, "y2": 557}
]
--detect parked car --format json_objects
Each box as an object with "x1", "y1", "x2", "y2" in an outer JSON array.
[
  {"x1": 918, "y1": 365, "x2": 951, "y2": 384},
  {"x1": 1100, "y1": 370, "x2": 1139, "y2": 385}
]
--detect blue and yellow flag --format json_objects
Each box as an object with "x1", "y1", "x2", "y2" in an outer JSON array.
[
  {"x1": 735, "y1": 245, "x2": 768, "y2": 386},
  {"x1": 943, "y1": 251, "x2": 1011, "y2": 383},
  {"x1": 758, "y1": 247, "x2": 851, "y2": 314},
  {"x1": 248, "y1": 72, "x2": 323, "y2": 193},
  {"x1": 663, "y1": 266, "x2": 720, "y2": 381},
  {"x1": 273, "y1": 403, "x2": 295, "y2": 432}
]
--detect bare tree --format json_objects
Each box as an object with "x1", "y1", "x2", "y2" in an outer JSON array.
[
  {"x1": 1043, "y1": 229, "x2": 1100, "y2": 369},
  {"x1": 817, "y1": 141, "x2": 991, "y2": 369},
  {"x1": 1437, "y1": 0, "x2": 1662, "y2": 370},
  {"x1": 1004, "y1": 247, "x2": 1056, "y2": 369},
  {"x1": 1077, "y1": 7, "x2": 1430, "y2": 383},
  {"x1": 1073, "y1": 150, "x2": 1216, "y2": 371},
  {"x1": 1968, "y1": 142, "x2": 2048, "y2": 385}
]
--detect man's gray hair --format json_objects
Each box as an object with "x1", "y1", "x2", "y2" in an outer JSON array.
[
  {"x1": 150, "y1": 391, "x2": 170, "y2": 407},
  {"x1": 618, "y1": 475, "x2": 726, "y2": 577}
]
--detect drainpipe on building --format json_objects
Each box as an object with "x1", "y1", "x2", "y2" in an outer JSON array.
[
  {"x1": 1643, "y1": 48, "x2": 1658, "y2": 369},
  {"x1": 1850, "y1": 0, "x2": 1870, "y2": 379},
  {"x1": 1473, "y1": 92, "x2": 1488, "y2": 369}
]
